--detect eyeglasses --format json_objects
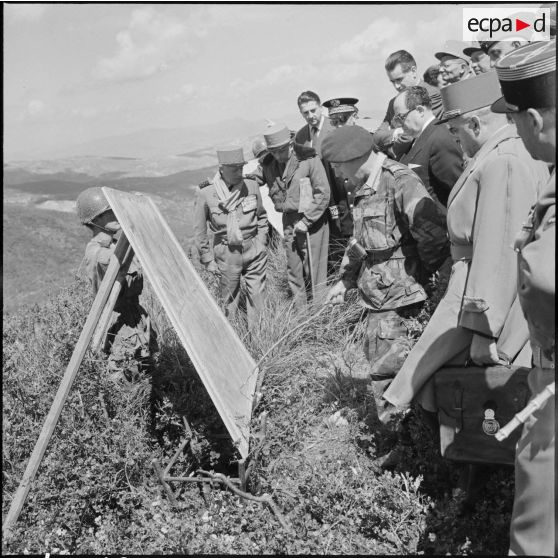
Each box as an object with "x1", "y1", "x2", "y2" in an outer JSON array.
[{"x1": 391, "y1": 108, "x2": 414, "y2": 127}]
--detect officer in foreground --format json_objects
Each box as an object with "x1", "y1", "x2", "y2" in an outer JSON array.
[
  {"x1": 76, "y1": 187, "x2": 158, "y2": 381},
  {"x1": 492, "y1": 41, "x2": 555, "y2": 557},
  {"x1": 322, "y1": 125, "x2": 450, "y2": 432},
  {"x1": 193, "y1": 147, "x2": 268, "y2": 327}
]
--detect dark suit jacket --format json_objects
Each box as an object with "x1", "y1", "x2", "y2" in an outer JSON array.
[
  {"x1": 374, "y1": 80, "x2": 443, "y2": 160},
  {"x1": 294, "y1": 116, "x2": 334, "y2": 157},
  {"x1": 295, "y1": 116, "x2": 354, "y2": 237},
  {"x1": 399, "y1": 119, "x2": 463, "y2": 207}
]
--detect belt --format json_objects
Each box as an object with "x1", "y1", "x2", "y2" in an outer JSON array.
[
  {"x1": 214, "y1": 233, "x2": 256, "y2": 246},
  {"x1": 450, "y1": 243, "x2": 473, "y2": 261},
  {"x1": 532, "y1": 345, "x2": 555, "y2": 369}
]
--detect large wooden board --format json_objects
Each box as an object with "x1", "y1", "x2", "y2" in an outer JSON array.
[{"x1": 103, "y1": 188, "x2": 258, "y2": 458}]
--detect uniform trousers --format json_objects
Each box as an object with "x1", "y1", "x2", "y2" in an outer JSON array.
[
  {"x1": 214, "y1": 236, "x2": 267, "y2": 327},
  {"x1": 105, "y1": 300, "x2": 158, "y2": 379},
  {"x1": 509, "y1": 366, "x2": 555, "y2": 556},
  {"x1": 365, "y1": 303, "x2": 422, "y2": 425},
  {"x1": 283, "y1": 212, "x2": 329, "y2": 305}
]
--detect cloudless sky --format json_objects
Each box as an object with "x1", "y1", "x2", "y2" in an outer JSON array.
[{"x1": 3, "y1": 2, "x2": 541, "y2": 160}]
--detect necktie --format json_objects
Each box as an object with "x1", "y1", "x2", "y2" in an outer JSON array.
[{"x1": 311, "y1": 126, "x2": 319, "y2": 146}]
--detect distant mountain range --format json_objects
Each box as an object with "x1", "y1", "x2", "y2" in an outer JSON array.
[{"x1": 3, "y1": 159, "x2": 215, "y2": 313}]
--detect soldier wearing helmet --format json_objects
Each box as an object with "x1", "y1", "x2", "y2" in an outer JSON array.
[{"x1": 76, "y1": 187, "x2": 157, "y2": 382}]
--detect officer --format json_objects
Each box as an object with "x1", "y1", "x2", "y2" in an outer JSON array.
[
  {"x1": 322, "y1": 97, "x2": 360, "y2": 267},
  {"x1": 76, "y1": 187, "x2": 158, "y2": 381},
  {"x1": 263, "y1": 124, "x2": 330, "y2": 305},
  {"x1": 383, "y1": 71, "x2": 549, "y2": 426},
  {"x1": 321, "y1": 125, "x2": 450, "y2": 431},
  {"x1": 491, "y1": 41, "x2": 555, "y2": 557},
  {"x1": 193, "y1": 146, "x2": 269, "y2": 327},
  {"x1": 462, "y1": 43, "x2": 492, "y2": 74}
]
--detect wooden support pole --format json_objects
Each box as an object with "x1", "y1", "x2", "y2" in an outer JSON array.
[
  {"x1": 91, "y1": 244, "x2": 134, "y2": 353},
  {"x1": 2, "y1": 235, "x2": 131, "y2": 538},
  {"x1": 152, "y1": 460, "x2": 178, "y2": 506}
]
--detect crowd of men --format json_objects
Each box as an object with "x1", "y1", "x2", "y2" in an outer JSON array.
[
  {"x1": 76, "y1": 33, "x2": 555, "y2": 557},
  {"x1": 191, "y1": 36, "x2": 555, "y2": 556}
]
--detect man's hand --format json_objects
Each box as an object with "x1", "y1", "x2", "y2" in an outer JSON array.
[
  {"x1": 325, "y1": 280, "x2": 348, "y2": 305},
  {"x1": 293, "y1": 219, "x2": 309, "y2": 235},
  {"x1": 470, "y1": 334, "x2": 500, "y2": 366},
  {"x1": 392, "y1": 127, "x2": 405, "y2": 142},
  {"x1": 204, "y1": 260, "x2": 219, "y2": 274}
]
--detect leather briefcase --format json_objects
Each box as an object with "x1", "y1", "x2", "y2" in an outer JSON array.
[{"x1": 433, "y1": 365, "x2": 531, "y2": 465}]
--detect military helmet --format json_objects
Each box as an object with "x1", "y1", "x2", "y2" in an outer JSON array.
[
  {"x1": 76, "y1": 187, "x2": 111, "y2": 224},
  {"x1": 251, "y1": 136, "x2": 268, "y2": 159}
]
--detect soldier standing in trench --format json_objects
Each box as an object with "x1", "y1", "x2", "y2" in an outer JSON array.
[{"x1": 76, "y1": 187, "x2": 158, "y2": 382}]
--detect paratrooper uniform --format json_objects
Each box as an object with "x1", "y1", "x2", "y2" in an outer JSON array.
[{"x1": 321, "y1": 126, "x2": 450, "y2": 418}]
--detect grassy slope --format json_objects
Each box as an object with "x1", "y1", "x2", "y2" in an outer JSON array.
[{"x1": 2, "y1": 243, "x2": 514, "y2": 555}]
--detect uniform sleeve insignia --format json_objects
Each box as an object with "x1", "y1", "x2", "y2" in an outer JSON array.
[{"x1": 198, "y1": 178, "x2": 212, "y2": 189}]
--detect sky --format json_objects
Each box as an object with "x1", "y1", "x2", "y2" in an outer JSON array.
[{"x1": 2, "y1": 2, "x2": 541, "y2": 160}]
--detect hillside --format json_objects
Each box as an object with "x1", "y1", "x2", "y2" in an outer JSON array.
[
  {"x1": 2, "y1": 244, "x2": 515, "y2": 555},
  {"x1": 3, "y1": 162, "x2": 216, "y2": 312}
]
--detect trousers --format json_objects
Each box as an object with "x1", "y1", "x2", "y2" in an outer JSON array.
[
  {"x1": 283, "y1": 213, "x2": 329, "y2": 306},
  {"x1": 214, "y1": 236, "x2": 267, "y2": 327},
  {"x1": 364, "y1": 304, "x2": 422, "y2": 424}
]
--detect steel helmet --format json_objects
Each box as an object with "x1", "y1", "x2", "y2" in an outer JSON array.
[
  {"x1": 76, "y1": 187, "x2": 111, "y2": 225},
  {"x1": 251, "y1": 136, "x2": 268, "y2": 159}
]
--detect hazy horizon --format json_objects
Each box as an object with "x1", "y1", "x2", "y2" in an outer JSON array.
[{"x1": 4, "y1": 2, "x2": 544, "y2": 161}]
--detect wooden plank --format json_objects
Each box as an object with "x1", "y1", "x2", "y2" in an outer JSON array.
[
  {"x1": 91, "y1": 243, "x2": 134, "y2": 353},
  {"x1": 103, "y1": 188, "x2": 258, "y2": 459},
  {"x1": 2, "y1": 235, "x2": 130, "y2": 537}
]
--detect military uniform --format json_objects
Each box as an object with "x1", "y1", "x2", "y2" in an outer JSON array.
[
  {"x1": 84, "y1": 231, "x2": 157, "y2": 378},
  {"x1": 491, "y1": 41, "x2": 556, "y2": 557},
  {"x1": 263, "y1": 126, "x2": 330, "y2": 304},
  {"x1": 338, "y1": 153, "x2": 450, "y2": 411},
  {"x1": 193, "y1": 172, "x2": 268, "y2": 325},
  {"x1": 384, "y1": 73, "x2": 549, "y2": 413}
]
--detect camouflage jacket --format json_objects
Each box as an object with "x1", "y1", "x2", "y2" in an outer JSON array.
[{"x1": 341, "y1": 157, "x2": 450, "y2": 311}]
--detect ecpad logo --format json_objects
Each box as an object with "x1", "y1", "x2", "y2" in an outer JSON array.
[{"x1": 462, "y1": 7, "x2": 550, "y2": 42}]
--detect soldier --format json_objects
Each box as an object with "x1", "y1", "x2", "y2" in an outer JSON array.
[
  {"x1": 76, "y1": 187, "x2": 158, "y2": 382},
  {"x1": 321, "y1": 125, "x2": 450, "y2": 430},
  {"x1": 193, "y1": 146, "x2": 268, "y2": 327},
  {"x1": 462, "y1": 43, "x2": 492, "y2": 75},
  {"x1": 322, "y1": 97, "x2": 361, "y2": 267},
  {"x1": 383, "y1": 72, "x2": 549, "y2": 445},
  {"x1": 263, "y1": 124, "x2": 330, "y2": 305},
  {"x1": 434, "y1": 48, "x2": 476, "y2": 84},
  {"x1": 491, "y1": 41, "x2": 555, "y2": 557}
]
